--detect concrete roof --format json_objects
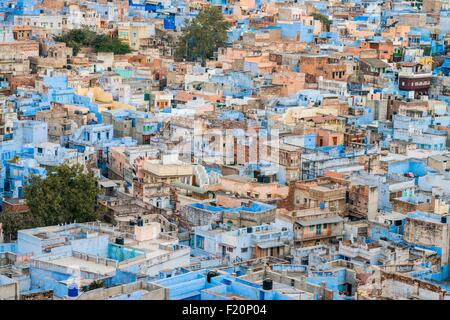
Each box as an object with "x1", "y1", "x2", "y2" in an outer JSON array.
[{"x1": 49, "y1": 256, "x2": 116, "y2": 276}]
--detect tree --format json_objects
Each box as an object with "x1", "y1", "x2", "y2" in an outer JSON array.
[
  {"x1": 0, "y1": 165, "x2": 103, "y2": 240},
  {"x1": 0, "y1": 164, "x2": 101, "y2": 241},
  {"x1": 24, "y1": 164, "x2": 100, "y2": 227},
  {"x1": 94, "y1": 35, "x2": 132, "y2": 55},
  {"x1": 54, "y1": 27, "x2": 131, "y2": 56},
  {"x1": 82, "y1": 280, "x2": 104, "y2": 292},
  {"x1": 312, "y1": 13, "x2": 331, "y2": 32},
  {"x1": 0, "y1": 211, "x2": 36, "y2": 241},
  {"x1": 175, "y1": 7, "x2": 231, "y2": 63}
]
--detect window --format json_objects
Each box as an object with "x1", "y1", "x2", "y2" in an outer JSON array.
[
  {"x1": 323, "y1": 224, "x2": 328, "y2": 229},
  {"x1": 316, "y1": 224, "x2": 322, "y2": 235},
  {"x1": 241, "y1": 247, "x2": 248, "y2": 253},
  {"x1": 309, "y1": 225, "x2": 314, "y2": 231},
  {"x1": 37, "y1": 148, "x2": 43, "y2": 154}
]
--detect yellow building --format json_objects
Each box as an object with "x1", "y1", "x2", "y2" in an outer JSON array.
[
  {"x1": 281, "y1": 106, "x2": 339, "y2": 125},
  {"x1": 75, "y1": 86, "x2": 137, "y2": 113}
]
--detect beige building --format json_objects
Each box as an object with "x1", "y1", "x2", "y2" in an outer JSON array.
[
  {"x1": 142, "y1": 156, "x2": 193, "y2": 185},
  {"x1": 404, "y1": 212, "x2": 450, "y2": 265},
  {"x1": 279, "y1": 208, "x2": 344, "y2": 246},
  {"x1": 286, "y1": 177, "x2": 349, "y2": 215},
  {"x1": 216, "y1": 174, "x2": 289, "y2": 203},
  {"x1": 428, "y1": 154, "x2": 450, "y2": 172}
]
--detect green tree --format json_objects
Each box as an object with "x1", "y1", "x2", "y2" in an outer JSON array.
[
  {"x1": 0, "y1": 211, "x2": 36, "y2": 241},
  {"x1": 82, "y1": 280, "x2": 104, "y2": 292},
  {"x1": 24, "y1": 164, "x2": 100, "y2": 227},
  {"x1": 0, "y1": 165, "x2": 105, "y2": 240},
  {"x1": 312, "y1": 13, "x2": 331, "y2": 32},
  {"x1": 175, "y1": 7, "x2": 231, "y2": 63},
  {"x1": 54, "y1": 27, "x2": 131, "y2": 56},
  {"x1": 94, "y1": 35, "x2": 131, "y2": 55}
]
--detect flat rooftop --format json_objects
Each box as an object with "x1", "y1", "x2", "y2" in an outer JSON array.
[
  {"x1": 190, "y1": 201, "x2": 275, "y2": 213},
  {"x1": 127, "y1": 241, "x2": 172, "y2": 259},
  {"x1": 49, "y1": 256, "x2": 116, "y2": 275},
  {"x1": 407, "y1": 211, "x2": 446, "y2": 224}
]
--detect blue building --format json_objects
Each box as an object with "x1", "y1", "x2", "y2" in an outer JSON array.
[
  {"x1": 69, "y1": 124, "x2": 137, "y2": 174},
  {"x1": 151, "y1": 268, "x2": 294, "y2": 300}
]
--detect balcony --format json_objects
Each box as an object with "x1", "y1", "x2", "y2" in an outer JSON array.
[{"x1": 399, "y1": 73, "x2": 431, "y2": 91}]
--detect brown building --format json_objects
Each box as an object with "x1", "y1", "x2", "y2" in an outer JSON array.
[
  {"x1": 279, "y1": 209, "x2": 344, "y2": 246},
  {"x1": 398, "y1": 63, "x2": 431, "y2": 98},
  {"x1": 392, "y1": 196, "x2": 432, "y2": 214},
  {"x1": 388, "y1": 99, "x2": 428, "y2": 121},
  {"x1": 298, "y1": 55, "x2": 328, "y2": 78},
  {"x1": 359, "y1": 58, "x2": 391, "y2": 76},
  {"x1": 344, "y1": 126, "x2": 367, "y2": 147},
  {"x1": 36, "y1": 102, "x2": 95, "y2": 144},
  {"x1": 263, "y1": 141, "x2": 301, "y2": 183},
  {"x1": 283, "y1": 177, "x2": 349, "y2": 215},
  {"x1": 299, "y1": 55, "x2": 348, "y2": 82},
  {"x1": 347, "y1": 183, "x2": 379, "y2": 219},
  {"x1": 12, "y1": 26, "x2": 32, "y2": 41},
  {"x1": 403, "y1": 212, "x2": 450, "y2": 265},
  {"x1": 360, "y1": 40, "x2": 394, "y2": 61}
]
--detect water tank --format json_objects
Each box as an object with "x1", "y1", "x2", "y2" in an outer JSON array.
[
  {"x1": 319, "y1": 202, "x2": 325, "y2": 209},
  {"x1": 441, "y1": 216, "x2": 447, "y2": 224},
  {"x1": 115, "y1": 237, "x2": 124, "y2": 245},
  {"x1": 67, "y1": 284, "x2": 79, "y2": 298},
  {"x1": 262, "y1": 279, "x2": 273, "y2": 291},
  {"x1": 247, "y1": 227, "x2": 253, "y2": 233}
]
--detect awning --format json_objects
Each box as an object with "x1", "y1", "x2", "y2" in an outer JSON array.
[
  {"x1": 99, "y1": 180, "x2": 117, "y2": 188},
  {"x1": 296, "y1": 216, "x2": 343, "y2": 227},
  {"x1": 256, "y1": 241, "x2": 285, "y2": 249},
  {"x1": 218, "y1": 243, "x2": 236, "y2": 248}
]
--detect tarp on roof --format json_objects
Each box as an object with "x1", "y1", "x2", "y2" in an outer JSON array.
[{"x1": 441, "y1": 58, "x2": 450, "y2": 69}]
